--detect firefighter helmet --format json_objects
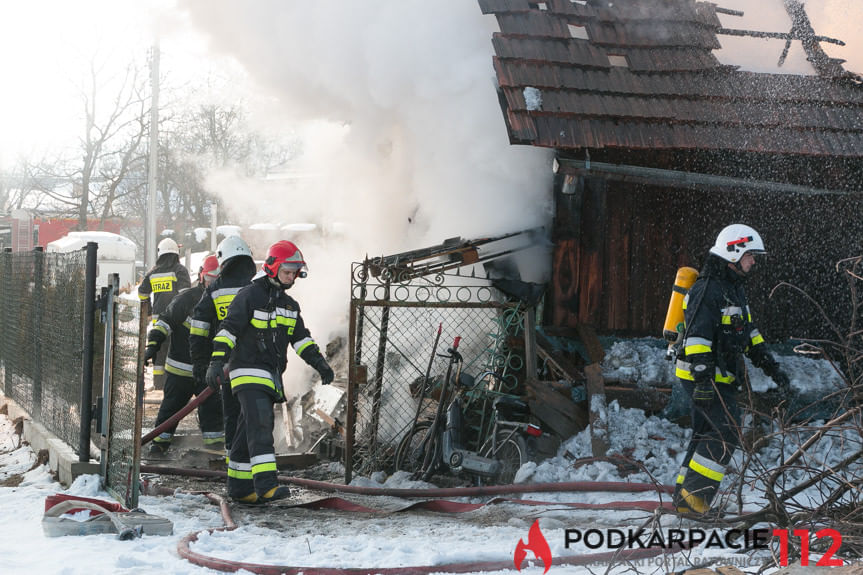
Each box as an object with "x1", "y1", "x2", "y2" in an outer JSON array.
[
  {"x1": 263, "y1": 240, "x2": 308, "y2": 284},
  {"x1": 199, "y1": 255, "x2": 220, "y2": 282},
  {"x1": 157, "y1": 238, "x2": 179, "y2": 257},
  {"x1": 709, "y1": 224, "x2": 766, "y2": 263},
  {"x1": 216, "y1": 235, "x2": 252, "y2": 267}
]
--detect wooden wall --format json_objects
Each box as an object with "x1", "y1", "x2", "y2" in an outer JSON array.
[{"x1": 547, "y1": 174, "x2": 863, "y2": 342}]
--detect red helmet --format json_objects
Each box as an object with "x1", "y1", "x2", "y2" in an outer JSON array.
[
  {"x1": 200, "y1": 255, "x2": 220, "y2": 282},
  {"x1": 263, "y1": 240, "x2": 308, "y2": 280}
]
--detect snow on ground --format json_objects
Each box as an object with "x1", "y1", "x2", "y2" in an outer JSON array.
[{"x1": 1, "y1": 340, "x2": 860, "y2": 573}]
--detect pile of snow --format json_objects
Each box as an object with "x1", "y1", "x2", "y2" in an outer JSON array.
[{"x1": 601, "y1": 338, "x2": 845, "y2": 395}]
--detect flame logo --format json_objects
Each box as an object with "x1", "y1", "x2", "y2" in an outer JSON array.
[{"x1": 514, "y1": 519, "x2": 552, "y2": 573}]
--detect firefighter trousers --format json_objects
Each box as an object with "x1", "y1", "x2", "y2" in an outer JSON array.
[
  {"x1": 226, "y1": 386, "x2": 278, "y2": 499},
  {"x1": 677, "y1": 380, "x2": 740, "y2": 508},
  {"x1": 221, "y1": 377, "x2": 241, "y2": 454}
]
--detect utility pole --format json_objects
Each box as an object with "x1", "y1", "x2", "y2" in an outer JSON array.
[
  {"x1": 210, "y1": 202, "x2": 218, "y2": 253},
  {"x1": 146, "y1": 42, "x2": 160, "y2": 269}
]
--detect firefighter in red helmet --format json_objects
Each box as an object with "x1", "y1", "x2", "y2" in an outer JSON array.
[
  {"x1": 206, "y1": 240, "x2": 334, "y2": 503},
  {"x1": 144, "y1": 255, "x2": 223, "y2": 455}
]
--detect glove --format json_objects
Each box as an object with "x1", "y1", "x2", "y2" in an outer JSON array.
[
  {"x1": 310, "y1": 356, "x2": 334, "y2": 385},
  {"x1": 143, "y1": 346, "x2": 158, "y2": 366},
  {"x1": 692, "y1": 380, "x2": 715, "y2": 410},
  {"x1": 193, "y1": 362, "x2": 208, "y2": 387},
  {"x1": 206, "y1": 360, "x2": 226, "y2": 393}
]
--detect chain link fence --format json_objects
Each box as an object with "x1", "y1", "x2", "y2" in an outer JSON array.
[
  {"x1": 346, "y1": 262, "x2": 527, "y2": 481},
  {"x1": 0, "y1": 248, "x2": 142, "y2": 506},
  {"x1": 0, "y1": 249, "x2": 88, "y2": 452}
]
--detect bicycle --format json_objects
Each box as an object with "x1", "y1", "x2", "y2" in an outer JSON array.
[{"x1": 393, "y1": 337, "x2": 544, "y2": 485}]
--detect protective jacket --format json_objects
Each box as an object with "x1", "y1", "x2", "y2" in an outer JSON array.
[
  {"x1": 138, "y1": 254, "x2": 191, "y2": 318},
  {"x1": 211, "y1": 275, "x2": 325, "y2": 402},
  {"x1": 146, "y1": 284, "x2": 204, "y2": 378},
  {"x1": 189, "y1": 257, "x2": 257, "y2": 367},
  {"x1": 675, "y1": 255, "x2": 779, "y2": 386}
]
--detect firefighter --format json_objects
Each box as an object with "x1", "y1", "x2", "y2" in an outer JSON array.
[
  {"x1": 144, "y1": 255, "x2": 224, "y2": 455},
  {"x1": 206, "y1": 240, "x2": 334, "y2": 504},
  {"x1": 189, "y1": 235, "x2": 256, "y2": 458},
  {"x1": 138, "y1": 237, "x2": 191, "y2": 390},
  {"x1": 673, "y1": 224, "x2": 790, "y2": 515}
]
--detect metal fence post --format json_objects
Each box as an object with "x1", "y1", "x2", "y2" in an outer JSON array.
[
  {"x1": 99, "y1": 275, "x2": 117, "y2": 481},
  {"x1": 79, "y1": 242, "x2": 98, "y2": 463},
  {"x1": 32, "y1": 247, "x2": 44, "y2": 419}
]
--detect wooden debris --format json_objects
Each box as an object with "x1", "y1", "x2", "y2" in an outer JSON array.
[
  {"x1": 535, "y1": 330, "x2": 585, "y2": 383},
  {"x1": 526, "y1": 379, "x2": 588, "y2": 438},
  {"x1": 584, "y1": 363, "x2": 610, "y2": 456}
]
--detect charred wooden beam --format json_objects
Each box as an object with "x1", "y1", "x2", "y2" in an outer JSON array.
[
  {"x1": 783, "y1": 0, "x2": 847, "y2": 78},
  {"x1": 715, "y1": 7, "x2": 744, "y2": 17},
  {"x1": 717, "y1": 27, "x2": 845, "y2": 46}
]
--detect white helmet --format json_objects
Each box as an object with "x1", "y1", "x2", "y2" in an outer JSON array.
[
  {"x1": 709, "y1": 224, "x2": 766, "y2": 263},
  {"x1": 216, "y1": 235, "x2": 252, "y2": 267},
  {"x1": 157, "y1": 238, "x2": 179, "y2": 257}
]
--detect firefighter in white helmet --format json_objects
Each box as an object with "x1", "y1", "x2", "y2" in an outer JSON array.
[
  {"x1": 189, "y1": 234, "x2": 256, "y2": 459},
  {"x1": 673, "y1": 224, "x2": 790, "y2": 515},
  {"x1": 138, "y1": 237, "x2": 191, "y2": 390}
]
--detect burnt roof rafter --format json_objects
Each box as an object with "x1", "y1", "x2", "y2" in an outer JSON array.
[{"x1": 481, "y1": 0, "x2": 863, "y2": 158}]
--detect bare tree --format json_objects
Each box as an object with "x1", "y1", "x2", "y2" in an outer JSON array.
[
  {"x1": 150, "y1": 103, "x2": 299, "y2": 243},
  {"x1": 75, "y1": 59, "x2": 149, "y2": 230}
]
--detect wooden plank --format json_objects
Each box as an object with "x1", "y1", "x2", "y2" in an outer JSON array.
[
  {"x1": 315, "y1": 408, "x2": 346, "y2": 438},
  {"x1": 584, "y1": 363, "x2": 609, "y2": 456},
  {"x1": 575, "y1": 323, "x2": 605, "y2": 364},
  {"x1": 526, "y1": 378, "x2": 588, "y2": 438},
  {"x1": 275, "y1": 453, "x2": 319, "y2": 470},
  {"x1": 551, "y1": 238, "x2": 579, "y2": 328}
]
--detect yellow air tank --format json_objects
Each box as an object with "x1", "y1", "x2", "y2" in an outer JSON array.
[{"x1": 663, "y1": 267, "x2": 699, "y2": 343}]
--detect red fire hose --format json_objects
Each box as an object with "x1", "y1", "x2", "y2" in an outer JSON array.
[
  {"x1": 145, "y1": 471, "x2": 685, "y2": 573},
  {"x1": 140, "y1": 387, "x2": 215, "y2": 446},
  {"x1": 139, "y1": 464, "x2": 672, "y2": 498}
]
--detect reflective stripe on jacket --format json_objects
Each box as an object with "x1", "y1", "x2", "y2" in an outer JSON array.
[
  {"x1": 675, "y1": 257, "x2": 767, "y2": 384},
  {"x1": 212, "y1": 276, "x2": 324, "y2": 400}
]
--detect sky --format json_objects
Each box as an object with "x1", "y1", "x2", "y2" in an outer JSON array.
[
  {"x1": 713, "y1": 0, "x2": 863, "y2": 74},
  {"x1": 1, "y1": 341, "x2": 858, "y2": 574}
]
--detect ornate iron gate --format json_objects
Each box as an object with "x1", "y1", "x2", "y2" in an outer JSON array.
[{"x1": 345, "y1": 261, "x2": 528, "y2": 482}]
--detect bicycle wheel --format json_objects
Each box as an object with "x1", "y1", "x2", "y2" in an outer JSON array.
[
  {"x1": 480, "y1": 430, "x2": 527, "y2": 485},
  {"x1": 394, "y1": 421, "x2": 439, "y2": 475}
]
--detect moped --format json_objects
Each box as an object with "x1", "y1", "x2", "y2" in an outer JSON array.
[{"x1": 394, "y1": 337, "x2": 543, "y2": 485}]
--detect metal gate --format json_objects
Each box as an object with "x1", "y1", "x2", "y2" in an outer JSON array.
[
  {"x1": 100, "y1": 275, "x2": 146, "y2": 507},
  {"x1": 345, "y1": 260, "x2": 528, "y2": 482}
]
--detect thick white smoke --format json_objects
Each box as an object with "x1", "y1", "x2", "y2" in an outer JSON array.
[{"x1": 166, "y1": 1, "x2": 554, "y2": 391}]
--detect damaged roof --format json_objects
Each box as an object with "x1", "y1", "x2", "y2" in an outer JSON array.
[{"x1": 480, "y1": 0, "x2": 863, "y2": 158}]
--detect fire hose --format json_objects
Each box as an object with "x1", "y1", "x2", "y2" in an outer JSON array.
[
  {"x1": 140, "y1": 387, "x2": 215, "y2": 446},
  {"x1": 142, "y1": 479, "x2": 685, "y2": 574},
  {"x1": 140, "y1": 464, "x2": 673, "y2": 498}
]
